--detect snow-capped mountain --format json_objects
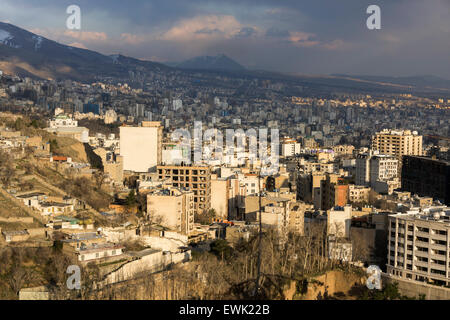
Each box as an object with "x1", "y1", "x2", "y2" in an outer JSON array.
[{"x1": 0, "y1": 22, "x2": 170, "y2": 81}]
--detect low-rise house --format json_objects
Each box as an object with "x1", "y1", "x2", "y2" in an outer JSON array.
[
  {"x1": 46, "y1": 216, "x2": 87, "y2": 230},
  {"x1": 16, "y1": 192, "x2": 47, "y2": 207},
  {"x1": 77, "y1": 243, "x2": 124, "y2": 263},
  {"x1": 2, "y1": 230, "x2": 30, "y2": 242},
  {"x1": 225, "y1": 223, "x2": 253, "y2": 246},
  {"x1": 61, "y1": 231, "x2": 105, "y2": 250},
  {"x1": 38, "y1": 202, "x2": 74, "y2": 216},
  {"x1": 207, "y1": 222, "x2": 227, "y2": 239},
  {"x1": 50, "y1": 155, "x2": 72, "y2": 163}
]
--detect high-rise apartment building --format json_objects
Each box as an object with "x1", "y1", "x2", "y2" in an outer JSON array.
[
  {"x1": 356, "y1": 151, "x2": 399, "y2": 194},
  {"x1": 281, "y1": 137, "x2": 301, "y2": 157},
  {"x1": 320, "y1": 174, "x2": 349, "y2": 211},
  {"x1": 356, "y1": 153, "x2": 371, "y2": 186},
  {"x1": 387, "y1": 207, "x2": 450, "y2": 287},
  {"x1": 372, "y1": 129, "x2": 423, "y2": 163},
  {"x1": 402, "y1": 156, "x2": 450, "y2": 205},
  {"x1": 370, "y1": 155, "x2": 399, "y2": 183},
  {"x1": 157, "y1": 165, "x2": 211, "y2": 215}
]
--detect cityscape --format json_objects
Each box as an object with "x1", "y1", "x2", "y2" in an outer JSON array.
[{"x1": 0, "y1": 0, "x2": 449, "y2": 309}]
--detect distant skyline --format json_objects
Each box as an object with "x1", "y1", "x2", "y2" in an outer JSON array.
[{"x1": 1, "y1": 0, "x2": 449, "y2": 78}]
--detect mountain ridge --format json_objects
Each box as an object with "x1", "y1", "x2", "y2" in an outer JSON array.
[
  {"x1": 168, "y1": 54, "x2": 246, "y2": 72},
  {"x1": 0, "y1": 22, "x2": 170, "y2": 81}
]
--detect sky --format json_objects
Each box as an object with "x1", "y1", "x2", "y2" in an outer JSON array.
[{"x1": 0, "y1": 0, "x2": 449, "y2": 78}]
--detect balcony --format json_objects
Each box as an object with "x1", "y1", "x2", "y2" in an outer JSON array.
[
  {"x1": 430, "y1": 242, "x2": 447, "y2": 251},
  {"x1": 430, "y1": 263, "x2": 446, "y2": 272},
  {"x1": 414, "y1": 250, "x2": 429, "y2": 257},
  {"x1": 413, "y1": 258, "x2": 428, "y2": 266},
  {"x1": 416, "y1": 231, "x2": 430, "y2": 238},
  {"x1": 431, "y1": 233, "x2": 447, "y2": 241}
]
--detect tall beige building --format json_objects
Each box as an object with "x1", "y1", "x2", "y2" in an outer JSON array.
[
  {"x1": 146, "y1": 187, "x2": 194, "y2": 235},
  {"x1": 120, "y1": 121, "x2": 162, "y2": 173},
  {"x1": 372, "y1": 129, "x2": 423, "y2": 161},
  {"x1": 210, "y1": 175, "x2": 229, "y2": 220}
]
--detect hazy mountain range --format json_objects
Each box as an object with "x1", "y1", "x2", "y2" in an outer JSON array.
[{"x1": 165, "y1": 54, "x2": 246, "y2": 72}]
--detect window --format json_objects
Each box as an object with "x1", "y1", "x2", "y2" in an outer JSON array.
[
  {"x1": 432, "y1": 239, "x2": 446, "y2": 246},
  {"x1": 417, "y1": 256, "x2": 428, "y2": 262},
  {"x1": 431, "y1": 269, "x2": 446, "y2": 276},
  {"x1": 416, "y1": 266, "x2": 428, "y2": 272},
  {"x1": 431, "y1": 259, "x2": 445, "y2": 265},
  {"x1": 416, "y1": 236, "x2": 429, "y2": 243}
]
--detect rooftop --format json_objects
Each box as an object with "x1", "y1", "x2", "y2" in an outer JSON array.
[{"x1": 391, "y1": 206, "x2": 450, "y2": 224}]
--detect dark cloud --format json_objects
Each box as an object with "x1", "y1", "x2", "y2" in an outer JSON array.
[
  {"x1": 195, "y1": 28, "x2": 223, "y2": 35},
  {"x1": 234, "y1": 27, "x2": 256, "y2": 38},
  {"x1": 265, "y1": 27, "x2": 290, "y2": 38}
]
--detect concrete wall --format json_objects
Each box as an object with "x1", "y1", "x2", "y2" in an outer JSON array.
[
  {"x1": 26, "y1": 227, "x2": 46, "y2": 238},
  {"x1": 103, "y1": 250, "x2": 190, "y2": 285},
  {"x1": 19, "y1": 287, "x2": 50, "y2": 300},
  {"x1": 102, "y1": 228, "x2": 137, "y2": 243},
  {"x1": 0, "y1": 217, "x2": 34, "y2": 223},
  {"x1": 164, "y1": 231, "x2": 188, "y2": 243},
  {"x1": 383, "y1": 274, "x2": 450, "y2": 300},
  {"x1": 141, "y1": 235, "x2": 186, "y2": 251}
]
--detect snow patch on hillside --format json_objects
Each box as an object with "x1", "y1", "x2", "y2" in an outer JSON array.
[
  {"x1": 0, "y1": 29, "x2": 20, "y2": 48},
  {"x1": 0, "y1": 29, "x2": 12, "y2": 43},
  {"x1": 32, "y1": 35, "x2": 43, "y2": 50}
]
